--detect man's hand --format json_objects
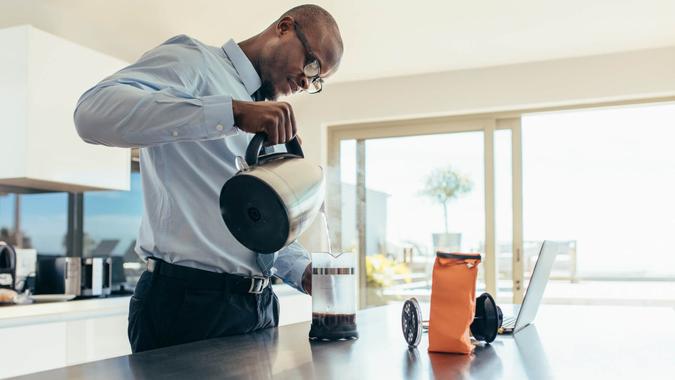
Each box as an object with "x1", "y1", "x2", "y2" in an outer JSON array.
[
  {"x1": 232, "y1": 99, "x2": 297, "y2": 145},
  {"x1": 302, "y1": 264, "x2": 312, "y2": 295}
]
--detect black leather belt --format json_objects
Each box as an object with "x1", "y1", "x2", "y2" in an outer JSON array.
[{"x1": 146, "y1": 257, "x2": 270, "y2": 294}]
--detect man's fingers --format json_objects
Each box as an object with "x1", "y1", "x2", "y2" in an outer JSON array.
[
  {"x1": 277, "y1": 109, "x2": 286, "y2": 144},
  {"x1": 285, "y1": 117, "x2": 293, "y2": 144},
  {"x1": 266, "y1": 119, "x2": 279, "y2": 146},
  {"x1": 239, "y1": 101, "x2": 299, "y2": 145},
  {"x1": 289, "y1": 106, "x2": 297, "y2": 138},
  {"x1": 280, "y1": 103, "x2": 293, "y2": 143},
  {"x1": 296, "y1": 134, "x2": 303, "y2": 145},
  {"x1": 283, "y1": 102, "x2": 296, "y2": 140}
]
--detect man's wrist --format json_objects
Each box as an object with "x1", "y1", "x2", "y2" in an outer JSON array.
[{"x1": 231, "y1": 99, "x2": 240, "y2": 129}]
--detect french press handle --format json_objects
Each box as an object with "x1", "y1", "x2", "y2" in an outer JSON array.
[{"x1": 244, "y1": 132, "x2": 304, "y2": 166}]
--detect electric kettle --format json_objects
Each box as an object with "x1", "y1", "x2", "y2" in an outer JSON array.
[{"x1": 219, "y1": 133, "x2": 325, "y2": 254}]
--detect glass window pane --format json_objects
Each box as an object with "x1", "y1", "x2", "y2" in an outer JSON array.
[
  {"x1": 84, "y1": 172, "x2": 143, "y2": 286},
  {"x1": 523, "y1": 102, "x2": 675, "y2": 304},
  {"x1": 20, "y1": 193, "x2": 68, "y2": 255},
  {"x1": 0, "y1": 194, "x2": 16, "y2": 243},
  {"x1": 354, "y1": 132, "x2": 485, "y2": 308}
]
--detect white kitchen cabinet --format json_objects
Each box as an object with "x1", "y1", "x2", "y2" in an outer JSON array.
[
  {"x1": 0, "y1": 285, "x2": 311, "y2": 378},
  {"x1": 0, "y1": 25, "x2": 130, "y2": 192}
]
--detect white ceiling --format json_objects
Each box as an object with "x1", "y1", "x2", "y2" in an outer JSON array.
[{"x1": 1, "y1": 0, "x2": 675, "y2": 83}]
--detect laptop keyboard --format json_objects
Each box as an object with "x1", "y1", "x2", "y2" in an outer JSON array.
[{"x1": 503, "y1": 316, "x2": 516, "y2": 328}]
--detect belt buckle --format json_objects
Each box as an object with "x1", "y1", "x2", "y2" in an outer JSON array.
[
  {"x1": 248, "y1": 275, "x2": 269, "y2": 294},
  {"x1": 146, "y1": 258, "x2": 157, "y2": 272}
]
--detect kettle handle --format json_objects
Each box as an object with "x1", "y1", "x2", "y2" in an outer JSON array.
[{"x1": 245, "y1": 133, "x2": 305, "y2": 166}]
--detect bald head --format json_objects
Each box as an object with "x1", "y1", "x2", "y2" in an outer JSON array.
[
  {"x1": 279, "y1": 4, "x2": 344, "y2": 59},
  {"x1": 239, "y1": 4, "x2": 343, "y2": 100}
]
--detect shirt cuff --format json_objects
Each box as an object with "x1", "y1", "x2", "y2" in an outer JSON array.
[
  {"x1": 273, "y1": 242, "x2": 311, "y2": 294},
  {"x1": 201, "y1": 94, "x2": 238, "y2": 139}
]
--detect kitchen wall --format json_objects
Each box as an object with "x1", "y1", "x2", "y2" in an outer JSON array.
[{"x1": 288, "y1": 45, "x2": 675, "y2": 168}]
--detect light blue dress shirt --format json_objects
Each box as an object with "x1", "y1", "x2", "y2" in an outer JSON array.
[{"x1": 74, "y1": 35, "x2": 311, "y2": 292}]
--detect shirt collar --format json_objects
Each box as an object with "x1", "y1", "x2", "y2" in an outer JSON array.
[{"x1": 222, "y1": 39, "x2": 262, "y2": 97}]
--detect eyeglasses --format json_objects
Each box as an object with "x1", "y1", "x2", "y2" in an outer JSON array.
[{"x1": 293, "y1": 21, "x2": 323, "y2": 94}]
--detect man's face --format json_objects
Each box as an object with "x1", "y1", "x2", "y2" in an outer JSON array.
[{"x1": 258, "y1": 18, "x2": 342, "y2": 101}]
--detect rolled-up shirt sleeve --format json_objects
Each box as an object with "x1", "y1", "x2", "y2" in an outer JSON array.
[
  {"x1": 273, "y1": 241, "x2": 311, "y2": 294},
  {"x1": 73, "y1": 37, "x2": 239, "y2": 148}
]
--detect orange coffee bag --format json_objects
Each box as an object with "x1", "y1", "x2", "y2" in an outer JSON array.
[{"x1": 428, "y1": 251, "x2": 481, "y2": 354}]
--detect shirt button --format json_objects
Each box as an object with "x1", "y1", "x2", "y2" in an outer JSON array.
[
  {"x1": 216, "y1": 124, "x2": 224, "y2": 131},
  {"x1": 172, "y1": 131, "x2": 178, "y2": 137}
]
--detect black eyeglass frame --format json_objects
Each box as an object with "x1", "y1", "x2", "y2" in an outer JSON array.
[{"x1": 293, "y1": 21, "x2": 324, "y2": 94}]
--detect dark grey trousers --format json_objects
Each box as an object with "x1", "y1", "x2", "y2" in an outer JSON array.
[{"x1": 128, "y1": 270, "x2": 279, "y2": 353}]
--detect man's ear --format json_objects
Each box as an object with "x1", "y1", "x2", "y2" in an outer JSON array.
[{"x1": 276, "y1": 16, "x2": 294, "y2": 36}]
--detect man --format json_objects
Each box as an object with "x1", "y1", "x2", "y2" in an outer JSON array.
[{"x1": 74, "y1": 4, "x2": 343, "y2": 353}]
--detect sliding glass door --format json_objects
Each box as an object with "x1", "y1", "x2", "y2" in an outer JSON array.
[{"x1": 327, "y1": 117, "x2": 522, "y2": 308}]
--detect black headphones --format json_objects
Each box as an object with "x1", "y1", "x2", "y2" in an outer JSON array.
[{"x1": 471, "y1": 293, "x2": 503, "y2": 343}]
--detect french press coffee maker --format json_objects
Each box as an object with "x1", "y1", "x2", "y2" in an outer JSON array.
[{"x1": 308, "y1": 209, "x2": 359, "y2": 341}]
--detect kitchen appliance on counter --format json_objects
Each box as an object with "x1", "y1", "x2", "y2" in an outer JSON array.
[
  {"x1": 0, "y1": 241, "x2": 16, "y2": 289},
  {"x1": 220, "y1": 133, "x2": 325, "y2": 254},
  {"x1": 36, "y1": 255, "x2": 63, "y2": 294},
  {"x1": 35, "y1": 256, "x2": 111, "y2": 297},
  {"x1": 109, "y1": 256, "x2": 134, "y2": 295},
  {"x1": 13, "y1": 248, "x2": 37, "y2": 293},
  {"x1": 309, "y1": 251, "x2": 359, "y2": 340}
]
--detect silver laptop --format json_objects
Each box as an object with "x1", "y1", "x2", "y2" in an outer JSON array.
[{"x1": 501, "y1": 241, "x2": 558, "y2": 334}]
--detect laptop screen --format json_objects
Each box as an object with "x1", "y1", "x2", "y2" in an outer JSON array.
[{"x1": 515, "y1": 241, "x2": 558, "y2": 330}]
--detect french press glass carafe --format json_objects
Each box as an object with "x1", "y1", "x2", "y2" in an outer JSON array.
[
  {"x1": 309, "y1": 251, "x2": 358, "y2": 340},
  {"x1": 308, "y1": 208, "x2": 358, "y2": 340}
]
